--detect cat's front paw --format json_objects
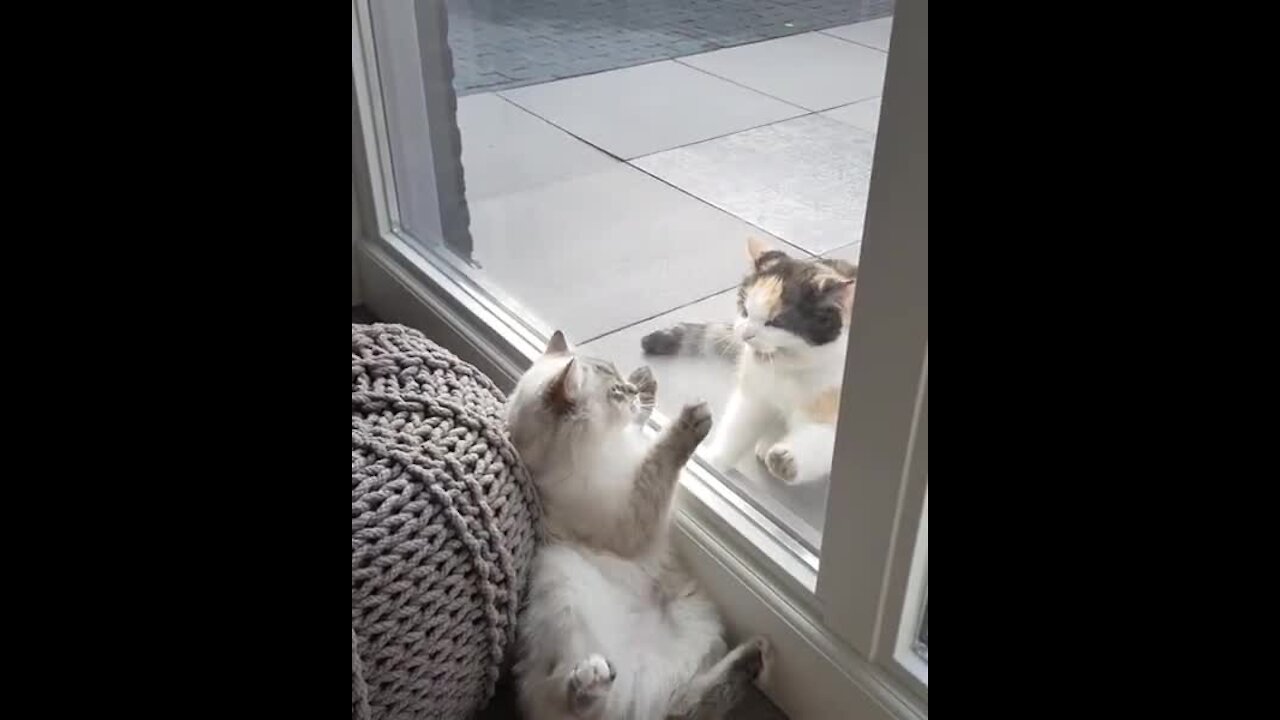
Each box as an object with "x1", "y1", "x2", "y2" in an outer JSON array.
[
  {"x1": 568, "y1": 654, "x2": 616, "y2": 702},
  {"x1": 641, "y1": 327, "x2": 683, "y2": 356},
  {"x1": 628, "y1": 365, "x2": 657, "y2": 398},
  {"x1": 764, "y1": 445, "x2": 798, "y2": 484},
  {"x1": 676, "y1": 401, "x2": 713, "y2": 442}
]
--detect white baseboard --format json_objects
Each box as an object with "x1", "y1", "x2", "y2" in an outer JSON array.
[{"x1": 676, "y1": 510, "x2": 924, "y2": 720}]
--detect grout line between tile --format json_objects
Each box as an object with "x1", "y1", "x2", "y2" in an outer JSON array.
[
  {"x1": 494, "y1": 57, "x2": 680, "y2": 99},
  {"x1": 477, "y1": 65, "x2": 868, "y2": 274},
  {"x1": 624, "y1": 108, "x2": 820, "y2": 161},
  {"x1": 495, "y1": 61, "x2": 814, "y2": 161},
  {"x1": 624, "y1": 96, "x2": 878, "y2": 163},
  {"x1": 816, "y1": 30, "x2": 891, "y2": 54},
  {"x1": 622, "y1": 159, "x2": 819, "y2": 258},
  {"x1": 579, "y1": 284, "x2": 739, "y2": 346},
  {"x1": 816, "y1": 15, "x2": 894, "y2": 54},
  {"x1": 818, "y1": 241, "x2": 861, "y2": 259},
  {"x1": 672, "y1": 56, "x2": 814, "y2": 112},
  {"x1": 491, "y1": 93, "x2": 629, "y2": 162},
  {"x1": 487, "y1": 93, "x2": 820, "y2": 258}
]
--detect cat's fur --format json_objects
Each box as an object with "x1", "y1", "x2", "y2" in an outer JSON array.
[
  {"x1": 508, "y1": 331, "x2": 770, "y2": 720},
  {"x1": 641, "y1": 238, "x2": 856, "y2": 485}
]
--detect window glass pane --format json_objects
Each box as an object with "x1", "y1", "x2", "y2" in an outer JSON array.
[{"x1": 369, "y1": 0, "x2": 897, "y2": 552}]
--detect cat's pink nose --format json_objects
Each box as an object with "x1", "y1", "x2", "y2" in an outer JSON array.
[{"x1": 741, "y1": 328, "x2": 758, "y2": 341}]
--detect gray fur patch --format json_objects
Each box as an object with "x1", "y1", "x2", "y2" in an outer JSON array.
[{"x1": 641, "y1": 322, "x2": 739, "y2": 361}]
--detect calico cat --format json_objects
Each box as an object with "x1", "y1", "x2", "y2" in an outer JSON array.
[
  {"x1": 641, "y1": 237, "x2": 856, "y2": 485},
  {"x1": 508, "y1": 331, "x2": 770, "y2": 720}
]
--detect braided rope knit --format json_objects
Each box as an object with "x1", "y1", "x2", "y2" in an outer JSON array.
[
  {"x1": 353, "y1": 628, "x2": 371, "y2": 720},
  {"x1": 352, "y1": 324, "x2": 540, "y2": 720}
]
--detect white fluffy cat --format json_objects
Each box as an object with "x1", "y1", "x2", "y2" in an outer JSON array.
[{"x1": 507, "y1": 331, "x2": 770, "y2": 720}]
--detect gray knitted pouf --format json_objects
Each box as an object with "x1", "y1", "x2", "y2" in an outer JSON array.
[{"x1": 352, "y1": 323, "x2": 540, "y2": 720}]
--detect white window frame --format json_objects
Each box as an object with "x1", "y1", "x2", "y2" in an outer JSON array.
[
  {"x1": 892, "y1": 490, "x2": 929, "y2": 692},
  {"x1": 352, "y1": 1, "x2": 928, "y2": 717}
]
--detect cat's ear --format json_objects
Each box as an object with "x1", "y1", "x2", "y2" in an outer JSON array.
[
  {"x1": 545, "y1": 330, "x2": 570, "y2": 355},
  {"x1": 814, "y1": 273, "x2": 854, "y2": 292},
  {"x1": 816, "y1": 275, "x2": 857, "y2": 314},
  {"x1": 747, "y1": 237, "x2": 785, "y2": 270},
  {"x1": 545, "y1": 358, "x2": 579, "y2": 412}
]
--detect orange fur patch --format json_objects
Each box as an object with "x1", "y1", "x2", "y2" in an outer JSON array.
[
  {"x1": 803, "y1": 387, "x2": 841, "y2": 424},
  {"x1": 747, "y1": 276, "x2": 784, "y2": 318}
]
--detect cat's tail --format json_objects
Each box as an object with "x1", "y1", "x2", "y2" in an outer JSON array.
[
  {"x1": 641, "y1": 322, "x2": 740, "y2": 361},
  {"x1": 666, "y1": 637, "x2": 770, "y2": 720}
]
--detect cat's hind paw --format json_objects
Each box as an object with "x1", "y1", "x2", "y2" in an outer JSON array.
[
  {"x1": 568, "y1": 654, "x2": 615, "y2": 709},
  {"x1": 763, "y1": 445, "x2": 798, "y2": 484},
  {"x1": 740, "y1": 636, "x2": 771, "y2": 685}
]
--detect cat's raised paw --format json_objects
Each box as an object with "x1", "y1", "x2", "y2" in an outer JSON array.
[
  {"x1": 628, "y1": 365, "x2": 657, "y2": 398},
  {"x1": 641, "y1": 327, "x2": 683, "y2": 356},
  {"x1": 677, "y1": 401, "x2": 713, "y2": 441},
  {"x1": 764, "y1": 446, "x2": 798, "y2": 484},
  {"x1": 569, "y1": 654, "x2": 615, "y2": 699}
]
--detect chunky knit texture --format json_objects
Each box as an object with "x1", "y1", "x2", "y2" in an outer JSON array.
[{"x1": 352, "y1": 323, "x2": 540, "y2": 720}]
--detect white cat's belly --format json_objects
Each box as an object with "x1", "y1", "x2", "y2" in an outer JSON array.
[
  {"x1": 707, "y1": 350, "x2": 845, "y2": 475},
  {"x1": 519, "y1": 543, "x2": 725, "y2": 719},
  {"x1": 740, "y1": 349, "x2": 844, "y2": 410}
]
